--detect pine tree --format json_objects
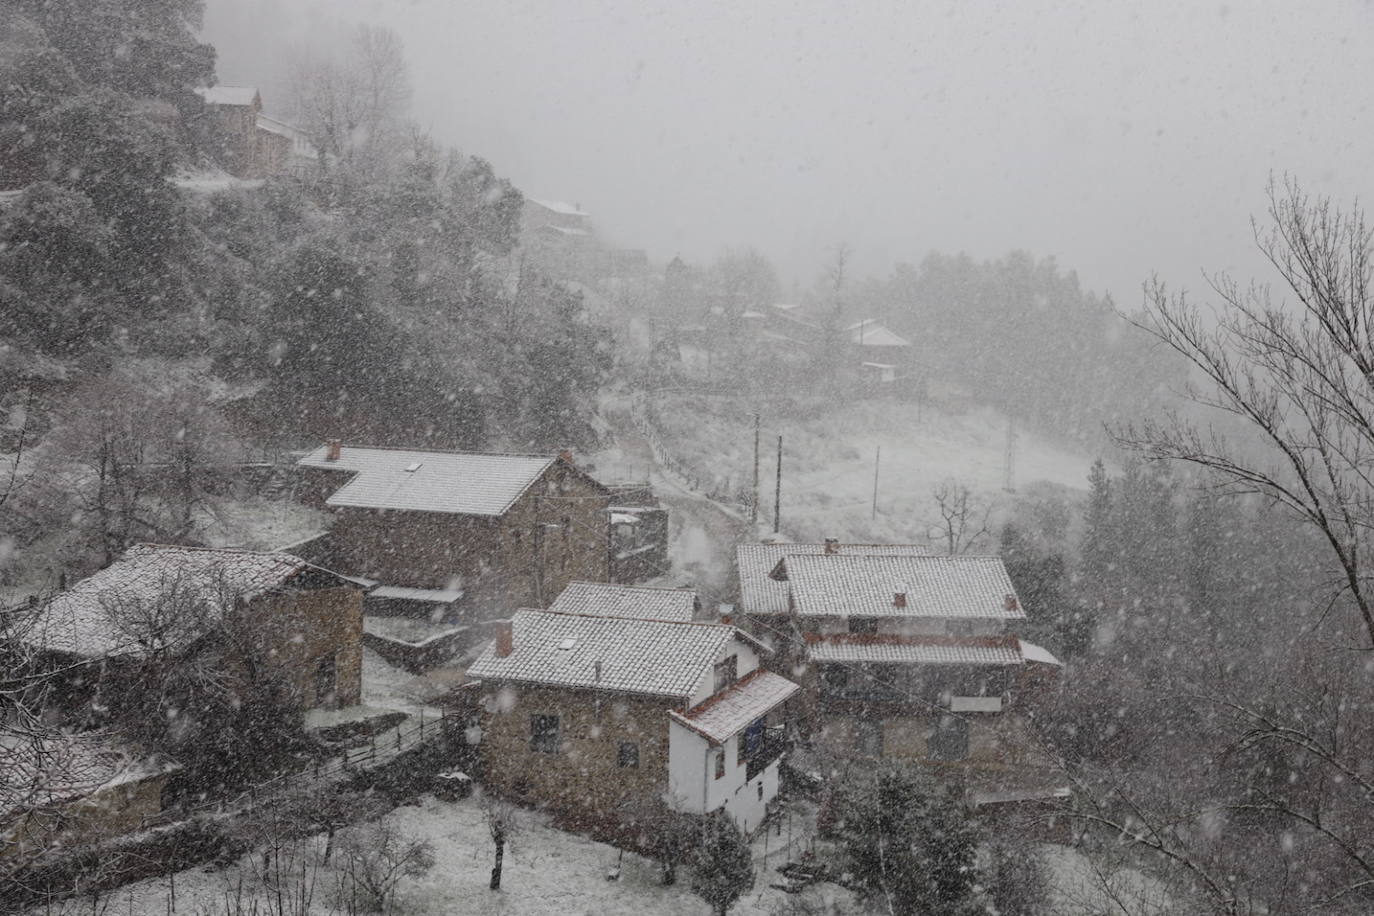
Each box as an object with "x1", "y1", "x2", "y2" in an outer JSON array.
[
  {"x1": 689, "y1": 811, "x2": 755, "y2": 916},
  {"x1": 833, "y1": 770, "x2": 983, "y2": 916}
]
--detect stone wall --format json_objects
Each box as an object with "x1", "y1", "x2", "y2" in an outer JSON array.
[
  {"x1": 245, "y1": 585, "x2": 363, "y2": 708},
  {"x1": 479, "y1": 684, "x2": 672, "y2": 824}
]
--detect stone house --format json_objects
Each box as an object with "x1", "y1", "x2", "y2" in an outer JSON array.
[
  {"x1": 296, "y1": 443, "x2": 611, "y2": 621},
  {"x1": 1, "y1": 735, "x2": 180, "y2": 864},
  {"x1": 605, "y1": 483, "x2": 670, "y2": 584},
  {"x1": 22, "y1": 544, "x2": 364, "y2": 715},
  {"x1": 466, "y1": 604, "x2": 798, "y2": 836},
  {"x1": 735, "y1": 541, "x2": 1063, "y2": 796}
]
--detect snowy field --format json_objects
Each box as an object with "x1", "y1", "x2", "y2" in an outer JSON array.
[
  {"x1": 75, "y1": 794, "x2": 851, "y2": 916},
  {"x1": 647, "y1": 393, "x2": 1097, "y2": 545}
]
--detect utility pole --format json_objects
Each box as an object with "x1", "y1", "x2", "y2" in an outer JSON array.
[
  {"x1": 1003, "y1": 415, "x2": 1017, "y2": 493},
  {"x1": 751, "y1": 412, "x2": 761, "y2": 526},
  {"x1": 872, "y1": 444, "x2": 880, "y2": 520},
  {"x1": 773, "y1": 435, "x2": 783, "y2": 534}
]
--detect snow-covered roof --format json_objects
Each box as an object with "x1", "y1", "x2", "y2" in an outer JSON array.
[
  {"x1": 370, "y1": 585, "x2": 464, "y2": 603},
  {"x1": 1017, "y1": 639, "x2": 1063, "y2": 666},
  {"x1": 297, "y1": 445, "x2": 564, "y2": 516},
  {"x1": 781, "y1": 555, "x2": 1026, "y2": 620},
  {"x1": 548, "y1": 581, "x2": 697, "y2": 622},
  {"x1": 22, "y1": 545, "x2": 329, "y2": 658},
  {"x1": 255, "y1": 114, "x2": 308, "y2": 139},
  {"x1": 529, "y1": 199, "x2": 590, "y2": 217},
  {"x1": 539, "y1": 224, "x2": 590, "y2": 237},
  {"x1": 467, "y1": 610, "x2": 745, "y2": 699},
  {"x1": 846, "y1": 319, "x2": 911, "y2": 348},
  {"x1": 195, "y1": 85, "x2": 260, "y2": 107},
  {"x1": 771, "y1": 303, "x2": 804, "y2": 312},
  {"x1": 806, "y1": 634, "x2": 1025, "y2": 666},
  {"x1": 668, "y1": 669, "x2": 798, "y2": 744},
  {"x1": 2, "y1": 733, "x2": 179, "y2": 815},
  {"x1": 736, "y1": 543, "x2": 933, "y2": 616}
]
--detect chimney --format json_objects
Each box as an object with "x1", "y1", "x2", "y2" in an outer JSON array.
[
  {"x1": 495, "y1": 621, "x2": 513, "y2": 657},
  {"x1": 558, "y1": 448, "x2": 574, "y2": 466},
  {"x1": 824, "y1": 538, "x2": 840, "y2": 555},
  {"x1": 893, "y1": 591, "x2": 907, "y2": 609},
  {"x1": 325, "y1": 439, "x2": 342, "y2": 462},
  {"x1": 1004, "y1": 594, "x2": 1020, "y2": 612}
]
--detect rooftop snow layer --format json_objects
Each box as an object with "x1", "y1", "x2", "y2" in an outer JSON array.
[
  {"x1": 297, "y1": 445, "x2": 558, "y2": 516},
  {"x1": 548, "y1": 581, "x2": 697, "y2": 621},
  {"x1": 846, "y1": 319, "x2": 911, "y2": 347},
  {"x1": 669, "y1": 669, "x2": 799, "y2": 743},
  {"x1": 22, "y1": 544, "x2": 319, "y2": 658},
  {"x1": 736, "y1": 543, "x2": 933, "y2": 616},
  {"x1": 195, "y1": 85, "x2": 260, "y2": 107},
  {"x1": 782, "y1": 554, "x2": 1026, "y2": 619},
  {"x1": 805, "y1": 633, "x2": 1025, "y2": 665},
  {"x1": 467, "y1": 610, "x2": 741, "y2": 699}
]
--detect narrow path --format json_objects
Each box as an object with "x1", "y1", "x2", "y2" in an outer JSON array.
[{"x1": 596, "y1": 395, "x2": 751, "y2": 609}]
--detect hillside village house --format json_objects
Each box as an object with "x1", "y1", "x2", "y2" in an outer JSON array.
[
  {"x1": 296, "y1": 444, "x2": 611, "y2": 620},
  {"x1": 195, "y1": 85, "x2": 319, "y2": 179},
  {"x1": 21, "y1": 544, "x2": 364, "y2": 716},
  {"x1": 2, "y1": 734, "x2": 180, "y2": 864},
  {"x1": 735, "y1": 541, "x2": 1063, "y2": 799},
  {"x1": 466, "y1": 599, "x2": 799, "y2": 836}
]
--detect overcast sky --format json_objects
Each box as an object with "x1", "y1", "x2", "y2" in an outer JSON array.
[{"x1": 204, "y1": 0, "x2": 1373, "y2": 305}]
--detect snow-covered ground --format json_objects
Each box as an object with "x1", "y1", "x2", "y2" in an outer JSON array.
[
  {"x1": 647, "y1": 393, "x2": 1096, "y2": 546},
  {"x1": 197, "y1": 496, "x2": 332, "y2": 553},
  {"x1": 81, "y1": 794, "x2": 850, "y2": 916}
]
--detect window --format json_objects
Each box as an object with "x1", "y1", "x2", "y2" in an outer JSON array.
[
  {"x1": 823, "y1": 665, "x2": 849, "y2": 689},
  {"x1": 714, "y1": 654, "x2": 738, "y2": 693},
  {"x1": 315, "y1": 653, "x2": 337, "y2": 704},
  {"x1": 530, "y1": 714, "x2": 560, "y2": 753},
  {"x1": 713, "y1": 750, "x2": 726, "y2": 780},
  {"x1": 737, "y1": 735, "x2": 748, "y2": 766},
  {"x1": 847, "y1": 616, "x2": 878, "y2": 635},
  {"x1": 927, "y1": 715, "x2": 969, "y2": 761},
  {"x1": 858, "y1": 720, "x2": 883, "y2": 757},
  {"x1": 618, "y1": 741, "x2": 640, "y2": 768}
]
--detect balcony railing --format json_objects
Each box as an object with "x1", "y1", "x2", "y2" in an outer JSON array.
[{"x1": 745, "y1": 733, "x2": 788, "y2": 781}]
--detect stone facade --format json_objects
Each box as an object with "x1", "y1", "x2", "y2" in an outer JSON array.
[
  {"x1": 239, "y1": 583, "x2": 363, "y2": 708},
  {"x1": 302, "y1": 459, "x2": 610, "y2": 619},
  {"x1": 478, "y1": 684, "x2": 672, "y2": 823}
]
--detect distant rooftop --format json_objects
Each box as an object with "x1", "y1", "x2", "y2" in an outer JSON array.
[
  {"x1": 297, "y1": 445, "x2": 571, "y2": 517},
  {"x1": 528, "y1": 199, "x2": 590, "y2": 217},
  {"x1": 782, "y1": 554, "x2": 1027, "y2": 620},
  {"x1": 846, "y1": 319, "x2": 911, "y2": 348},
  {"x1": 805, "y1": 633, "x2": 1025, "y2": 665},
  {"x1": 195, "y1": 85, "x2": 260, "y2": 107},
  {"x1": 548, "y1": 581, "x2": 697, "y2": 622},
  {"x1": 22, "y1": 544, "x2": 324, "y2": 658},
  {"x1": 736, "y1": 543, "x2": 933, "y2": 616},
  {"x1": 466, "y1": 609, "x2": 745, "y2": 699}
]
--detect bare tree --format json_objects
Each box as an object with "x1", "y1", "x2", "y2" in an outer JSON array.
[
  {"x1": 929, "y1": 477, "x2": 992, "y2": 554},
  {"x1": 336, "y1": 821, "x2": 434, "y2": 913},
  {"x1": 479, "y1": 791, "x2": 520, "y2": 891},
  {"x1": 1121, "y1": 177, "x2": 1374, "y2": 650}
]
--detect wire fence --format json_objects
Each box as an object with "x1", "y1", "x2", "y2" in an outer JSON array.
[{"x1": 629, "y1": 393, "x2": 753, "y2": 515}]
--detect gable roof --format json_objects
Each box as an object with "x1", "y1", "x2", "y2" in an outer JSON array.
[
  {"x1": 21, "y1": 544, "x2": 331, "y2": 659},
  {"x1": 846, "y1": 319, "x2": 911, "y2": 347},
  {"x1": 195, "y1": 85, "x2": 260, "y2": 107},
  {"x1": 668, "y1": 669, "x2": 799, "y2": 744},
  {"x1": 2, "y1": 733, "x2": 178, "y2": 816},
  {"x1": 548, "y1": 581, "x2": 697, "y2": 622},
  {"x1": 467, "y1": 610, "x2": 745, "y2": 699},
  {"x1": 806, "y1": 633, "x2": 1025, "y2": 665},
  {"x1": 528, "y1": 199, "x2": 590, "y2": 217},
  {"x1": 783, "y1": 555, "x2": 1026, "y2": 619},
  {"x1": 736, "y1": 543, "x2": 933, "y2": 615},
  {"x1": 297, "y1": 445, "x2": 574, "y2": 516}
]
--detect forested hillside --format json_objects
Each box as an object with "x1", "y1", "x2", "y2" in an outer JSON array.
[{"x1": 0, "y1": 1, "x2": 611, "y2": 582}]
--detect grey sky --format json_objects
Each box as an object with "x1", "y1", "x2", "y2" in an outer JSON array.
[{"x1": 204, "y1": 0, "x2": 1373, "y2": 305}]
